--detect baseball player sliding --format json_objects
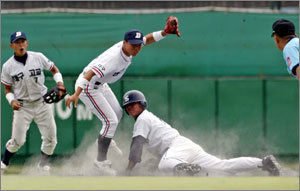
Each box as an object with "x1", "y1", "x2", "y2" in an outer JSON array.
[
  {"x1": 65, "y1": 16, "x2": 180, "y2": 174},
  {"x1": 122, "y1": 90, "x2": 281, "y2": 176},
  {"x1": 1, "y1": 31, "x2": 66, "y2": 173},
  {"x1": 272, "y1": 19, "x2": 299, "y2": 79}
]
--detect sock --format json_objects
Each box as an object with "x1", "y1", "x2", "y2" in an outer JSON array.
[
  {"x1": 97, "y1": 135, "x2": 112, "y2": 161},
  {"x1": 40, "y1": 151, "x2": 51, "y2": 167},
  {"x1": 2, "y1": 149, "x2": 15, "y2": 166}
]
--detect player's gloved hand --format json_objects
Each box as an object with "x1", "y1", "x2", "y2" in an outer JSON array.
[
  {"x1": 11, "y1": 100, "x2": 21, "y2": 110},
  {"x1": 164, "y1": 16, "x2": 181, "y2": 37},
  {"x1": 43, "y1": 85, "x2": 67, "y2": 104}
]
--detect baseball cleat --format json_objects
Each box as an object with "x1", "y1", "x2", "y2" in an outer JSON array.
[
  {"x1": 1, "y1": 161, "x2": 7, "y2": 172},
  {"x1": 174, "y1": 163, "x2": 201, "y2": 176},
  {"x1": 110, "y1": 139, "x2": 123, "y2": 156},
  {"x1": 94, "y1": 159, "x2": 117, "y2": 176},
  {"x1": 261, "y1": 155, "x2": 281, "y2": 176},
  {"x1": 37, "y1": 162, "x2": 51, "y2": 174}
]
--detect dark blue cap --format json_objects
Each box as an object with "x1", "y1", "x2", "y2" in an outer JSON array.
[
  {"x1": 10, "y1": 31, "x2": 27, "y2": 43},
  {"x1": 124, "y1": 29, "x2": 144, "y2": 44},
  {"x1": 272, "y1": 19, "x2": 295, "y2": 37}
]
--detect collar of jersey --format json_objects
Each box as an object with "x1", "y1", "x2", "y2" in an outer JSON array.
[
  {"x1": 120, "y1": 48, "x2": 131, "y2": 62},
  {"x1": 135, "y1": 109, "x2": 146, "y2": 121},
  {"x1": 14, "y1": 52, "x2": 28, "y2": 65}
]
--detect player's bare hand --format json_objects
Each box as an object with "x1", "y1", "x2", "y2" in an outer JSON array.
[
  {"x1": 65, "y1": 94, "x2": 79, "y2": 108},
  {"x1": 11, "y1": 100, "x2": 21, "y2": 110}
]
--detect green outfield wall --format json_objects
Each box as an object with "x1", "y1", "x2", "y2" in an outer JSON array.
[
  {"x1": 1, "y1": 12, "x2": 299, "y2": 76},
  {"x1": 1, "y1": 77, "x2": 298, "y2": 157},
  {"x1": 1, "y1": 12, "x2": 299, "y2": 157}
]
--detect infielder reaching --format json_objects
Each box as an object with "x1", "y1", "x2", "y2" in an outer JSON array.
[
  {"x1": 122, "y1": 90, "x2": 281, "y2": 176},
  {"x1": 1, "y1": 31, "x2": 66, "y2": 172},
  {"x1": 272, "y1": 19, "x2": 299, "y2": 79},
  {"x1": 65, "y1": 16, "x2": 180, "y2": 173}
]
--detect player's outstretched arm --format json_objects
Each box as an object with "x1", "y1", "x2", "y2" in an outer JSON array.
[
  {"x1": 144, "y1": 16, "x2": 180, "y2": 46},
  {"x1": 65, "y1": 69, "x2": 95, "y2": 108},
  {"x1": 144, "y1": 31, "x2": 167, "y2": 45},
  {"x1": 125, "y1": 135, "x2": 146, "y2": 175}
]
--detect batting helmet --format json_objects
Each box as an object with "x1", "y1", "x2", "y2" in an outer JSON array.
[{"x1": 122, "y1": 90, "x2": 147, "y2": 109}]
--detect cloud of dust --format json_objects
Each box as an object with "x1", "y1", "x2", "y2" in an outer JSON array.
[
  {"x1": 20, "y1": 113, "x2": 298, "y2": 177},
  {"x1": 20, "y1": 120, "x2": 168, "y2": 176}
]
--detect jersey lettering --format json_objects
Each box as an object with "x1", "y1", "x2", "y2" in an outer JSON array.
[
  {"x1": 29, "y1": 68, "x2": 41, "y2": 77},
  {"x1": 112, "y1": 72, "x2": 120, "y2": 76},
  {"x1": 97, "y1": 64, "x2": 105, "y2": 71},
  {"x1": 12, "y1": 72, "x2": 24, "y2": 81},
  {"x1": 113, "y1": 68, "x2": 125, "y2": 76}
]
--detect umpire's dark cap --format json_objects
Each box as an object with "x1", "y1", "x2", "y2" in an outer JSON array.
[
  {"x1": 272, "y1": 19, "x2": 295, "y2": 37},
  {"x1": 10, "y1": 31, "x2": 27, "y2": 43},
  {"x1": 124, "y1": 29, "x2": 144, "y2": 44}
]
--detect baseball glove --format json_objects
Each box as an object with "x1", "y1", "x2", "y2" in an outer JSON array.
[
  {"x1": 164, "y1": 16, "x2": 181, "y2": 37},
  {"x1": 43, "y1": 85, "x2": 67, "y2": 104}
]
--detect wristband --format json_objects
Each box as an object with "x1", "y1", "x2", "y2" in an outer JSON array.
[
  {"x1": 53, "y1": 72, "x2": 63, "y2": 84},
  {"x1": 143, "y1": 37, "x2": 147, "y2": 45},
  {"x1": 152, "y1": 31, "x2": 165, "y2": 42},
  {"x1": 6, "y1": 92, "x2": 15, "y2": 105},
  {"x1": 77, "y1": 77, "x2": 89, "y2": 90}
]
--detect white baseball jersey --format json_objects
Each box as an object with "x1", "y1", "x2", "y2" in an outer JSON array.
[
  {"x1": 132, "y1": 110, "x2": 263, "y2": 175},
  {"x1": 132, "y1": 110, "x2": 180, "y2": 157},
  {"x1": 77, "y1": 41, "x2": 132, "y2": 90},
  {"x1": 75, "y1": 41, "x2": 132, "y2": 138},
  {"x1": 283, "y1": 37, "x2": 299, "y2": 78},
  {"x1": 2, "y1": 51, "x2": 57, "y2": 156},
  {"x1": 1, "y1": 51, "x2": 54, "y2": 101}
]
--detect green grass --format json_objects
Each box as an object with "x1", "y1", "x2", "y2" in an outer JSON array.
[{"x1": 1, "y1": 175, "x2": 299, "y2": 190}]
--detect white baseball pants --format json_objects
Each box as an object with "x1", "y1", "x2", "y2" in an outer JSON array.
[
  {"x1": 6, "y1": 99, "x2": 57, "y2": 155},
  {"x1": 158, "y1": 136, "x2": 262, "y2": 174},
  {"x1": 78, "y1": 83, "x2": 123, "y2": 138}
]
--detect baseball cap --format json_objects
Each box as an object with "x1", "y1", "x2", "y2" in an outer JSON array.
[
  {"x1": 272, "y1": 19, "x2": 295, "y2": 37},
  {"x1": 10, "y1": 31, "x2": 27, "y2": 43},
  {"x1": 124, "y1": 29, "x2": 144, "y2": 44}
]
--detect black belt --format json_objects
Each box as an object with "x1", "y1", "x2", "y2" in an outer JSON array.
[
  {"x1": 94, "y1": 81, "x2": 102, "y2": 89},
  {"x1": 17, "y1": 98, "x2": 42, "y2": 102}
]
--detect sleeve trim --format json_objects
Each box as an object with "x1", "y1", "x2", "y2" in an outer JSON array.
[
  {"x1": 1, "y1": 81, "x2": 12, "y2": 86},
  {"x1": 91, "y1": 66, "x2": 104, "y2": 78},
  {"x1": 49, "y1": 62, "x2": 55, "y2": 71},
  {"x1": 291, "y1": 63, "x2": 299, "y2": 75}
]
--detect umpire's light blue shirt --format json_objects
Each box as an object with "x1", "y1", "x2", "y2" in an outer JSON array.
[{"x1": 283, "y1": 37, "x2": 299, "y2": 79}]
